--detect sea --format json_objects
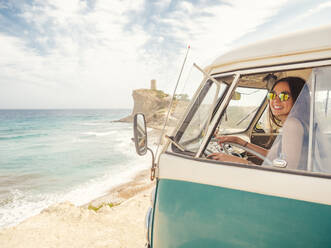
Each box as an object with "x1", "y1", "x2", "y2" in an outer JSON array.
[{"x1": 0, "y1": 109, "x2": 152, "y2": 229}]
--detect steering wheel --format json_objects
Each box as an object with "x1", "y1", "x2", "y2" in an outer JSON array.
[
  {"x1": 222, "y1": 142, "x2": 272, "y2": 165},
  {"x1": 204, "y1": 140, "x2": 272, "y2": 165},
  {"x1": 204, "y1": 141, "x2": 242, "y2": 158},
  {"x1": 220, "y1": 143, "x2": 243, "y2": 158}
]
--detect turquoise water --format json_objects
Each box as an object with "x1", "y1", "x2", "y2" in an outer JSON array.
[{"x1": 0, "y1": 109, "x2": 150, "y2": 228}]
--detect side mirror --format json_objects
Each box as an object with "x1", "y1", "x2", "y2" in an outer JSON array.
[{"x1": 133, "y1": 113, "x2": 148, "y2": 156}]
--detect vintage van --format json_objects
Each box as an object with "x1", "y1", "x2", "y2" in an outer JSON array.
[{"x1": 133, "y1": 25, "x2": 331, "y2": 247}]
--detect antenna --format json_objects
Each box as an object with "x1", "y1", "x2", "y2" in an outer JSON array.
[{"x1": 155, "y1": 45, "x2": 191, "y2": 157}]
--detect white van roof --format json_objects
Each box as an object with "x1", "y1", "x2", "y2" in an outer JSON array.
[{"x1": 210, "y1": 25, "x2": 331, "y2": 74}]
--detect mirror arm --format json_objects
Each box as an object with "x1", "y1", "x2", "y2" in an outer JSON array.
[{"x1": 147, "y1": 147, "x2": 158, "y2": 181}]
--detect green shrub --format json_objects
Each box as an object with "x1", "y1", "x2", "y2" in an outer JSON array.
[
  {"x1": 88, "y1": 202, "x2": 119, "y2": 212},
  {"x1": 154, "y1": 90, "x2": 169, "y2": 98}
]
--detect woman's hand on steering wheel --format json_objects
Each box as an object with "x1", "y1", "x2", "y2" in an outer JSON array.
[
  {"x1": 215, "y1": 135, "x2": 247, "y2": 147},
  {"x1": 211, "y1": 136, "x2": 271, "y2": 165}
]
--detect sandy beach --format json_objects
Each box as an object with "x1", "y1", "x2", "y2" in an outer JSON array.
[{"x1": 0, "y1": 169, "x2": 155, "y2": 248}]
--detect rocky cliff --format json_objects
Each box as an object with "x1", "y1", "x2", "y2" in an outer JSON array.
[{"x1": 119, "y1": 89, "x2": 172, "y2": 128}]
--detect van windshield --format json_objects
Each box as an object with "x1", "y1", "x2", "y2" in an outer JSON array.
[{"x1": 172, "y1": 75, "x2": 233, "y2": 154}]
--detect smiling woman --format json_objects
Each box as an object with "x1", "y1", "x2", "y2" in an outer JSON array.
[
  {"x1": 268, "y1": 82, "x2": 294, "y2": 121},
  {"x1": 265, "y1": 77, "x2": 309, "y2": 169},
  {"x1": 208, "y1": 75, "x2": 310, "y2": 169},
  {"x1": 268, "y1": 77, "x2": 307, "y2": 124}
]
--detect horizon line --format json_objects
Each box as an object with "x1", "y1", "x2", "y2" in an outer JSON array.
[{"x1": 0, "y1": 108, "x2": 132, "y2": 110}]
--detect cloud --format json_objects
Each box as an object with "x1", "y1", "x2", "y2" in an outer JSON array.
[
  {"x1": 157, "y1": 0, "x2": 289, "y2": 55},
  {"x1": 285, "y1": 1, "x2": 331, "y2": 28},
  {"x1": 0, "y1": 0, "x2": 153, "y2": 108},
  {"x1": 0, "y1": 0, "x2": 308, "y2": 109},
  {"x1": 299, "y1": 1, "x2": 331, "y2": 19},
  {"x1": 125, "y1": 0, "x2": 289, "y2": 93}
]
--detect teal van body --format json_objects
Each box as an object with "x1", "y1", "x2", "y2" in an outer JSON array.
[
  {"x1": 133, "y1": 25, "x2": 331, "y2": 248},
  {"x1": 153, "y1": 179, "x2": 331, "y2": 248}
]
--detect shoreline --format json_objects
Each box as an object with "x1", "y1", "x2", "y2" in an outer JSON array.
[
  {"x1": 0, "y1": 168, "x2": 155, "y2": 248},
  {"x1": 85, "y1": 168, "x2": 154, "y2": 208}
]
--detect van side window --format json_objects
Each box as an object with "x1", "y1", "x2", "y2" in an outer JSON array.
[{"x1": 312, "y1": 66, "x2": 331, "y2": 173}]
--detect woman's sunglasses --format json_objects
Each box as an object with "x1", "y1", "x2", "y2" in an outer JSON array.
[{"x1": 267, "y1": 91, "x2": 291, "y2": 101}]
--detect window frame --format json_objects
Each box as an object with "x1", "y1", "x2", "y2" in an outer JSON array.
[
  {"x1": 171, "y1": 76, "x2": 233, "y2": 154},
  {"x1": 309, "y1": 66, "x2": 331, "y2": 173},
  {"x1": 165, "y1": 59, "x2": 331, "y2": 178}
]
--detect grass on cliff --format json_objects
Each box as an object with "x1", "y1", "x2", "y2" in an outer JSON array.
[
  {"x1": 153, "y1": 90, "x2": 169, "y2": 98},
  {"x1": 88, "y1": 202, "x2": 120, "y2": 212}
]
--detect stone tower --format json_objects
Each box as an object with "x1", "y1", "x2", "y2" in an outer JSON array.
[{"x1": 151, "y1": 79, "x2": 156, "y2": 90}]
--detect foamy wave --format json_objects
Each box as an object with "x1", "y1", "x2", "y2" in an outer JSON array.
[
  {"x1": 0, "y1": 189, "x2": 61, "y2": 229},
  {"x1": 82, "y1": 131, "x2": 116, "y2": 137},
  {"x1": 72, "y1": 138, "x2": 92, "y2": 143},
  {"x1": 0, "y1": 154, "x2": 151, "y2": 229},
  {"x1": 0, "y1": 133, "x2": 48, "y2": 141},
  {"x1": 79, "y1": 122, "x2": 105, "y2": 126},
  {"x1": 62, "y1": 157, "x2": 151, "y2": 206}
]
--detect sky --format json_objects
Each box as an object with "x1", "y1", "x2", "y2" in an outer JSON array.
[{"x1": 0, "y1": 0, "x2": 331, "y2": 109}]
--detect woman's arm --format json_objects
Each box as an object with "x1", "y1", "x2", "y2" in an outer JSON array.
[
  {"x1": 282, "y1": 118, "x2": 304, "y2": 169},
  {"x1": 216, "y1": 136, "x2": 269, "y2": 157},
  {"x1": 207, "y1": 153, "x2": 252, "y2": 165}
]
